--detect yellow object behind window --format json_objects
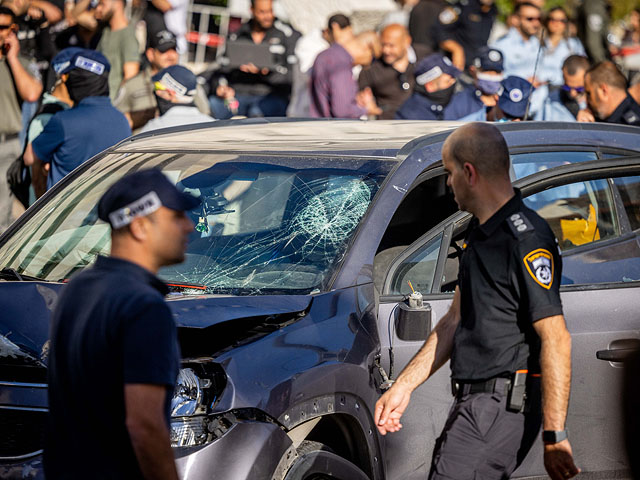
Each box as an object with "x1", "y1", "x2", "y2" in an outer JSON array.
[{"x1": 560, "y1": 204, "x2": 600, "y2": 246}]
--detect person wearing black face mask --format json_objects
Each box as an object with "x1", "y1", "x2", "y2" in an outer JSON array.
[
  {"x1": 25, "y1": 48, "x2": 130, "y2": 197},
  {"x1": 139, "y1": 65, "x2": 214, "y2": 133},
  {"x1": 395, "y1": 53, "x2": 484, "y2": 120},
  {"x1": 536, "y1": 55, "x2": 590, "y2": 121}
]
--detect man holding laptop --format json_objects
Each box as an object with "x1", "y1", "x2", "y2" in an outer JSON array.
[{"x1": 209, "y1": 0, "x2": 300, "y2": 119}]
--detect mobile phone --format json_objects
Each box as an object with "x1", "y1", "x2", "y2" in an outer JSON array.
[{"x1": 1, "y1": 42, "x2": 9, "y2": 55}]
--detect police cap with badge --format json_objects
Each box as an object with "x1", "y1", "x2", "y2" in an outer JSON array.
[
  {"x1": 414, "y1": 53, "x2": 461, "y2": 86},
  {"x1": 498, "y1": 76, "x2": 534, "y2": 119},
  {"x1": 54, "y1": 48, "x2": 111, "y2": 77},
  {"x1": 152, "y1": 65, "x2": 198, "y2": 102},
  {"x1": 473, "y1": 47, "x2": 504, "y2": 73},
  {"x1": 148, "y1": 30, "x2": 178, "y2": 53},
  {"x1": 98, "y1": 169, "x2": 200, "y2": 229}
]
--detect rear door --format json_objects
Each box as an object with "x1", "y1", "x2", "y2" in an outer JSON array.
[{"x1": 377, "y1": 159, "x2": 640, "y2": 479}]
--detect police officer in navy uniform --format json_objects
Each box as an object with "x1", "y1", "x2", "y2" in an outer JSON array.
[
  {"x1": 457, "y1": 46, "x2": 505, "y2": 121},
  {"x1": 395, "y1": 53, "x2": 484, "y2": 120},
  {"x1": 375, "y1": 123, "x2": 580, "y2": 480},
  {"x1": 584, "y1": 61, "x2": 640, "y2": 126},
  {"x1": 433, "y1": 0, "x2": 497, "y2": 71},
  {"x1": 45, "y1": 169, "x2": 200, "y2": 480}
]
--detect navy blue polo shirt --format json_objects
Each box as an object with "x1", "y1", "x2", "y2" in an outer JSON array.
[
  {"x1": 32, "y1": 96, "x2": 131, "y2": 190},
  {"x1": 45, "y1": 256, "x2": 180, "y2": 479}
]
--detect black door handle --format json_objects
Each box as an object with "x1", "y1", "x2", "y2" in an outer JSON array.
[{"x1": 596, "y1": 338, "x2": 640, "y2": 362}]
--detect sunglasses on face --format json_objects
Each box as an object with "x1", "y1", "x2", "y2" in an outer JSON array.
[
  {"x1": 549, "y1": 17, "x2": 568, "y2": 23},
  {"x1": 0, "y1": 24, "x2": 14, "y2": 30},
  {"x1": 562, "y1": 84, "x2": 585, "y2": 93},
  {"x1": 522, "y1": 16, "x2": 541, "y2": 22}
]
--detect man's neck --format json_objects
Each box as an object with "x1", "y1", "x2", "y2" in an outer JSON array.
[
  {"x1": 110, "y1": 245, "x2": 159, "y2": 274},
  {"x1": 109, "y1": 10, "x2": 128, "y2": 31},
  {"x1": 392, "y1": 55, "x2": 410, "y2": 73},
  {"x1": 473, "y1": 184, "x2": 515, "y2": 225},
  {"x1": 605, "y1": 89, "x2": 630, "y2": 118}
]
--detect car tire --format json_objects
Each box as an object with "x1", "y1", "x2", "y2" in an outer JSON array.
[{"x1": 273, "y1": 440, "x2": 370, "y2": 480}]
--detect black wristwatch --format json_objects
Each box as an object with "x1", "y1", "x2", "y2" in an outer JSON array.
[{"x1": 542, "y1": 430, "x2": 568, "y2": 444}]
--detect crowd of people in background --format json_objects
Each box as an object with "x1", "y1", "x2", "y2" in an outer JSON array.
[{"x1": 2, "y1": 0, "x2": 640, "y2": 232}]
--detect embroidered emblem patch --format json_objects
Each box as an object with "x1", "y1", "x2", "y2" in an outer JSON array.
[
  {"x1": 523, "y1": 249, "x2": 554, "y2": 289},
  {"x1": 439, "y1": 7, "x2": 458, "y2": 25}
]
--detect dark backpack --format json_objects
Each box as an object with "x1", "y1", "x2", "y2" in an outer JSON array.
[{"x1": 7, "y1": 101, "x2": 66, "y2": 209}]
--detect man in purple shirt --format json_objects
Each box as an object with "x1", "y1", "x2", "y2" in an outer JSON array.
[{"x1": 310, "y1": 31, "x2": 381, "y2": 118}]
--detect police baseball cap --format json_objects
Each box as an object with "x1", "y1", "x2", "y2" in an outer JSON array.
[
  {"x1": 498, "y1": 76, "x2": 534, "y2": 119},
  {"x1": 54, "y1": 48, "x2": 111, "y2": 76},
  {"x1": 414, "y1": 54, "x2": 461, "y2": 86},
  {"x1": 51, "y1": 47, "x2": 84, "y2": 76},
  {"x1": 148, "y1": 29, "x2": 178, "y2": 52},
  {"x1": 152, "y1": 65, "x2": 197, "y2": 98},
  {"x1": 473, "y1": 47, "x2": 504, "y2": 73},
  {"x1": 98, "y1": 169, "x2": 200, "y2": 229}
]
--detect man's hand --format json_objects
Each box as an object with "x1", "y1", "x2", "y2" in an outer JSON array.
[
  {"x1": 4, "y1": 32, "x2": 19, "y2": 61},
  {"x1": 577, "y1": 108, "x2": 595, "y2": 122},
  {"x1": 374, "y1": 383, "x2": 412, "y2": 435},
  {"x1": 356, "y1": 87, "x2": 382, "y2": 116},
  {"x1": 239, "y1": 63, "x2": 269, "y2": 75},
  {"x1": 543, "y1": 440, "x2": 580, "y2": 480},
  {"x1": 216, "y1": 84, "x2": 236, "y2": 99}
]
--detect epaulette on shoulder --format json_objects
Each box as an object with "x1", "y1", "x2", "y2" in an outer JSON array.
[
  {"x1": 274, "y1": 20, "x2": 294, "y2": 37},
  {"x1": 507, "y1": 211, "x2": 535, "y2": 237}
]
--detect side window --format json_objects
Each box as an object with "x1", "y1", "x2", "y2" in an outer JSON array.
[
  {"x1": 387, "y1": 232, "x2": 443, "y2": 296},
  {"x1": 523, "y1": 178, "x2": 618, "y2": 251},
  {"x1": 511, "y1": 152, "x2": 598, "y2": 181},
  {"x1": 614, "y1": 176, "x2": 640, "y2": 231}
]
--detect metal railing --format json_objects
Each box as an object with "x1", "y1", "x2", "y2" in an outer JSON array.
[{"x1": 186, "y1": 3, "x2": 232, "y2": 65}]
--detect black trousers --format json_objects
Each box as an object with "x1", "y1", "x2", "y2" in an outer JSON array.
[{"x1": 428, "y1": 380, "x2": 542, "y2": 480}]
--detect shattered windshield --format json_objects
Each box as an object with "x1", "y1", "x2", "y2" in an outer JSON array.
[{"x1": 0, "y1": 152, "x2": 393, "y2": 295}]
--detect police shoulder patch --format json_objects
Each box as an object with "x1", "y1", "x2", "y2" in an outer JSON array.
[
  {"x1": 523, "y1": 248, "x2": 554, "y2": 289},
  {"x1": 507, "y1": 211, "x2": 534, "y2": 237}
]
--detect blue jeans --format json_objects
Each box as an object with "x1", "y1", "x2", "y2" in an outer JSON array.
[{"x1": 209, "y1": 93, "x2": 289, "y2": 119}]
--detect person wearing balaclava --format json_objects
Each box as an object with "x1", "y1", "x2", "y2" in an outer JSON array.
[
  {"x1": 458, "y1": 47, "x2": 505, "y2": 121},
  {"x1": 139, "y1": 65, "x2": 214, "y2": 133},
  {"x1": 395, "y1": 53, "x2": 483, "y2": 120},
  {"x1": 26, "y1": 48, "x2": 131, "y2": 196}
]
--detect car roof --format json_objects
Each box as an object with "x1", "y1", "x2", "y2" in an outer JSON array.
[
  {"x1": 114, "y1": 119, "x2": 462, "y2": 157},
  {"x1": 114, "y1": 119, "x2": 640, "y2": 160}
]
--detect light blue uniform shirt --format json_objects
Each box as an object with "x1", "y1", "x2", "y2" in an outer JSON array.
[
  {"x1": 534, "y1": 88, "x2": 578, "y2": 122},
  {"x1": 491, "y1": 28, "x2": 541, "y2": 80},
  {"x1": 539, "y1": 37, "x2": 586, "y2": 86}
]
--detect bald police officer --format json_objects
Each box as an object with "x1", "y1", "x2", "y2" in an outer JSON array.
[{"x1": 375, "y1": 123, "x2": 580, "y2": 480}]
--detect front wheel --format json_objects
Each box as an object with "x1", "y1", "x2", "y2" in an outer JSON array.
[{"x1": 273, "y1": 440, "x2": 370, "y2": 480}]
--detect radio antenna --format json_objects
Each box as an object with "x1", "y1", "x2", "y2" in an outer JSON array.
[{"x1": 523, "y1": 27, "x2": 546, "y2": 120}]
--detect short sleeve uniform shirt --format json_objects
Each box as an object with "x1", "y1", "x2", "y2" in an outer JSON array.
[
  {"x1": 45, "y1": 256, "x2": 180, "y2": 479},
  {"x1": 32, "y1": 96, "x2": 131, "y2": 189},
  {"x1": 451, "y1": 190, "x2": 563, "y2": 381}
]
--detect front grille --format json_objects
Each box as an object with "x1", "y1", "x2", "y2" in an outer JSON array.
[{"x1": 0, "y1": 408, "x2": 46, "y2": 459}]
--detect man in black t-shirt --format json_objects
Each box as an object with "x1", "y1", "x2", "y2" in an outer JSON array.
[
  {"x1": 45, "y1": 169, "x2": 199, "y2": 480},
  {"x1": 375, "y1": 123, "x2": 579, "y2": 480}
]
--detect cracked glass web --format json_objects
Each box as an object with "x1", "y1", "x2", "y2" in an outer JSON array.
[{"x1": 163, "y1": 174, "x2": 377, "y2": 295}]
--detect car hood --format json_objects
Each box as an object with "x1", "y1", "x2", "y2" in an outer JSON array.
[{"x1": 0, "y1": 281, "x2": 313, "y2": 368}]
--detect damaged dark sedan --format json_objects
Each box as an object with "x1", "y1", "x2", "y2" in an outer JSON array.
[{"x1": 1, "y1": 119, "x2": 639, "y2": 479}]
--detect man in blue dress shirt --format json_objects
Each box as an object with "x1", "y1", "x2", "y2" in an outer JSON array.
[{"x1": 26, "y1": 48, "x2": 131, "y2": 195}]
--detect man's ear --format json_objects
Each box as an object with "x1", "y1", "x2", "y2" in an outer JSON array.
[
  {"x1": 463, "y1": 162, "x2": 477, "y2": 186},
  {"x1": 128, "y1": 216, "x2": 149, "y2": 242}
]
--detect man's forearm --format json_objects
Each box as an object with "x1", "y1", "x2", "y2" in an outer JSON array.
[
  {"x1": 7, "y1": 57, "x2": 42, "y2": 102},
  {"x1": 395, "y1": 291, "x2": 460, "y2": 392},
  {"x1": 537, "y1": 315, "x2": 572, "y2": 431},
  {"x1": 128, "y1": 419, "x2": 179, "y2": 480}
]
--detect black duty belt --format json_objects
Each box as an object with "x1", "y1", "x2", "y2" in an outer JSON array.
[
  {"x1": 451, "y1": 377, "x2": 511, "y2": 398},
  {"x1": 0, "y1": 132, "x2": 19, "y2": 142}
]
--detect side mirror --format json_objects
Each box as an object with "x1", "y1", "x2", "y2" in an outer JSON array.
[{"x1": 395, "y1": 301, "x2": 432, "y2": 341}]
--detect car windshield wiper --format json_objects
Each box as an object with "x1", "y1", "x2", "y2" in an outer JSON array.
[
  {"x1": 0, "y1": 267, "x2": 44, "y2": 282},
  {"x1": 166, "y1": 282, "x2": 210, "y2": 294}
]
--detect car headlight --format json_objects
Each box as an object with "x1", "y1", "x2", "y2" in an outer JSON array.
[{"x1": 170, "y1": 365, "x2": 229, "y2": 448}]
